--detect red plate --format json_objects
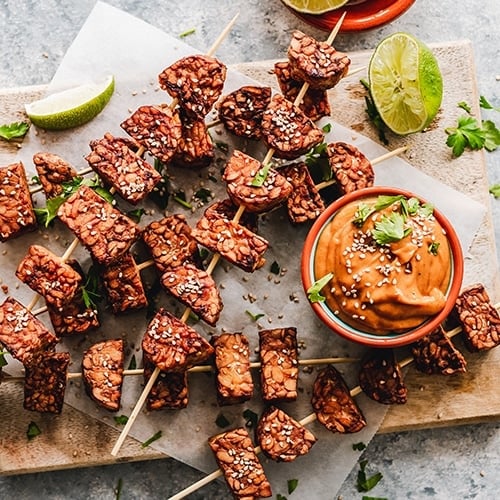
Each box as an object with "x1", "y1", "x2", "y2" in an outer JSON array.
[{"x1": 287, "y1": 0, "x2": 416, "y2": 33}]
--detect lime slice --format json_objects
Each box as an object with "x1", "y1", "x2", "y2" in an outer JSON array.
[
  {"x1": 25, "y1": 75, "x2": 115, "y2": 131},
  {"x1": 368, "y1": 33, "x2": 443, "y2": 135},
  {"x1": 281, "y1": 0, "x2": 348, "y2": 15}
]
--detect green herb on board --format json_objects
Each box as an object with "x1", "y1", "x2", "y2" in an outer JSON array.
[
  {"x1": 27, "y1": 421, "x2": 42, "y2": 440},
  {"x1": 0, "y1": 121, "x2": 29, "y2": 141},
  {"x1": 141, "y1": 430, "x2": 162, "y2": 448},
  {"x1": 307, "y1": 272, "x2": 334, "y2": 303}
]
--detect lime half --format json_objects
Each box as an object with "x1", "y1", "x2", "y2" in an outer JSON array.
[
  {"x1": 25, "y1": 75, "x2": 115, "y2": 130},
  {"x1": 281, "y1": 0, "x2": 348, "y2": 15},
  {"x1": 368, "y1": 33, "x2": 443, "y2": 135}
]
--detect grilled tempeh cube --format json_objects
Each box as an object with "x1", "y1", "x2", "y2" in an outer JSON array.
[
  {"x1": 86, "y1": 133, "x2": 162, "y2": 204},
  {"x1": 217, "y1": 85, "x2": 272, "y2": 140},
  {"x1": 327, "y1": 142, "x2": 374, "y2": 194},
  {"x1": 211, "y1": 333, "x2": 253, "y2": 405},
  {"x1": 158, "y1": 54, "x2": 227, "y2": 119},
  {"x1": 33, "y1": 152, "x2": 77, "y2": 199},
  {"x1": 120, "y1": 105, "x2": 182, "y2": 164},
  {"x1": 171, "y1": 113, "x2": 214, "y2": 168},
  {"x1": 16, "y1": 244, "x2": 83, "y2": 310},
  {"x1": 222, "y1": 149, "x2": 293, "y2": 213},
  {"x1": 311, "y1": 364, "x2": 366, "y2": 433},
  {"x1": 161, "y1": 263, "x2": 222, "y2": 326},
  {"x1": 256, "y1": 406, "x2": 316, "y2": 462},
  {"x1": 192, "y1": 210, "x2": 269, "y2": 273},
  {"x1": 359, "y1": 349, "x2": 407, "y2": 405},
  {"x1": 259, "y1": 327, "x2": 299, "y2": 402},
  {"x1": 287, "y1": 30, "x2": 350, "y2": 90},
  {"x1": 261, "y1": 94, "x2": 324, "y2": 160},
  {"x1": 274, "y1": 61, "x2": 331, "y2": 122},
  {"x1": 0, "y1": 297, "x2": 57, "y2": 365},
  {"x1": 142, "y1": 214, "x2": 201, "y2": 274},
  {"x1": 101, "y1": 253, "x2": 148, "y2": 314},
  {"x1": 58, "y1": 185, "x2": 141, "y2": 266},
  {"x1": 208, "y1": 427, "x2": 272, "y2": 499},
  {"x1": 454, "y1": 283, "x2": 500, "y2": 352},
  {"x1": 141, "y1": 308, "x2": 214, "y2": 372},
  {"x1": 281, "y1": 162, "x2": 325, "y2": 223},
  {"x1": 23, "y1": 351, "x2": 70, "y2": 414},
  {"x1": 82, "y1": 339, "x2": 124, "y2": 412},
  {"x1": 143, "y1": 352, "x2": 189, "y2": 410},
  {"x1": 0, "y1": 161, "x2": 37, "y2": 242},
  {"x1": 204, "y1": 199, "x2": 258, "y2": 233}
]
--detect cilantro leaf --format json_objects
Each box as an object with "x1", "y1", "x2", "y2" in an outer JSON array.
[
  {"x1": 360, "y1": 79, "x2": 389, "y2": 146},
  {"x1": 194, "y1": 187, "x2": 213, "y2": 203},
  {"x1": 353, "y1": 441, "x2": 367, "y2": 451},
  {"x1": 114, "y1": 415, "x2": 129, "y2": 425},
  {"x1": 428, "y1": 242, "x2": 440, "y2": 255},
  {"x1": 445, "y1": 115, "x2": 485, "y2": 157},
  {"x1": 251, "y1": 163, "x2": 271, "y2": 187},
  {"x1": 215, "y1": 413, "x2": 230, "y2": 428},
  {"x1": 457, "y1": 101, "x2": 471, "y2": 113},
  {"x1": 243, "y1": 409, "x2": 258, "y2": 429},
  {"x1": 34, "y1": 195, "x2": 66, "y2": 227},
  {"x1": 372, "y1": 213, "x2": 412, "y2": 245},
  {"x1": 127, "y1": 207, "x2": 145, "y2": 222},
  {"x1": 141, "y1": 430, "x2": 162, "y2": 448},
  {"x1": 27, "y1": 421, "x2": 42, "y2": 440},
  {"x1": 245, "y1": 310, "x2": 265, "y2": 322},
  {"x1": 480, "y1": 96, "x2": 500, "y2": 112},
  {"x1": 173, "y1": 190, "x2": 193, "y2": 209},
  {"x1": 128, "y1": 354, "x2": 137, "y2": 370},
  {"x1": 115, "y1": 478, "x2": 123, "y2": 500},
  {"x1": 287, "y1": 479, "x2": 299, "y2": 494},
  {"x1": 357, "y1": 459, "x2": 383, "y2": 492},
  {"x1": 373, "y1": 194, "x2": 405, "y2": 211},
  {"x1": 482, "y1": 119, "x2": 500, "y2": 152},
  {"x1": 0, "y1": 121, "x2": 29, "y2": 141},
  {"x1": 307, "y1": 272, "x2": 334, "y2": 303},
  {"x1": 353, "y1": 203, "x2": 375, "y2": 226},
  {"x1": 489, "y1": 184, "x2": 500, "y2": 198},
  {"x1": 322, "y1": 123, "x2": 332, "y2": 133},
  {"x1": 305, "y1": 141, "x2": 331, "y2": 183},
  {"x1": 270, "y1": 261, "x2": 281, "y2": 275},
  {"x1": 80, "y1": 265, "x2": 102, "y2": 310},
  {"x1": 0, "y1": 350, "x2": 8, "y2": 368}
]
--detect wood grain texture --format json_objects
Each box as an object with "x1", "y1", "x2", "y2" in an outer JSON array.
[{"x1": 1, "y1": 41, "x2": 499, "y2": 475}]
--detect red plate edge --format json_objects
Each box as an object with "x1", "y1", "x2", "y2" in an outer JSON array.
[{"x1": 286, "y1": 0, "x2": 416, "y2": 33}]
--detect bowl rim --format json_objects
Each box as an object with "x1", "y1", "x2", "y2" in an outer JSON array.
[{"x1": 301, "y1": 186, "x2": 464, "y2": 348}]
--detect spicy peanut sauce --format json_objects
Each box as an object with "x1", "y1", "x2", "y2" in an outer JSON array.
[{"x1": 314, "y1": 196, "x2": 452, "y2": 334}]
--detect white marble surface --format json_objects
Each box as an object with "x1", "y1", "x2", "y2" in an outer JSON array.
[{"x1": 0, "y1": 0, "x2": 499, "y2": 498}]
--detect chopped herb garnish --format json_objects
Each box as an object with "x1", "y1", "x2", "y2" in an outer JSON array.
[
  {"x1": 270, "y1": 261, "x2": 281, "y2": 275},
  {"x1": 114, "y1": 415, "x2": 129, "y2": 426},
  {"x1": 194, "y1": 187, "x2": 212, "y2": 203},
  {"x1": 373, "y1": 194, "x2": 405, "y2": 211},
  {"x1": 276, "y1": 495, "x2": 287, "y2": 500},
  {"x1": 489, "y1": 184, "x2": 500, "y2": 198},
  {"x1": 361, "y1": 496, "x2": 388, "y2": 500},
  {"x1": 128, "y1": 354, "x2": 137, "y2": 370},
  {"x1": 179, "y1": 27, "x2": 196, "y2": 38},
  {"x1": 0, "y1": 121, "x2": 29, "y2": 141},
  {"x1": 322, "y1": 123, "x2": 332, "y2": 133},
  {"x1": 251, "y1": 162, "x2": 271, "y2": 187},
  {"x1": 115, "y1": 478, "x2": 123, "y2": 500},
  {"x1": 215, "y1": 413, "x2": 230, "y2": 428},
  {"x1": 173, "y1": 191, "x2": 193, "y2": 209},
  {"x1": 34, "y1": 196, "x2": 66, "y2": 227},
  {"x1": 458, "y1": 101, "x2": 472, "y2": 113},
  {"x1": 287, "y1": 478, "x2": 299, "y2": 494},
  {"x1": 245, "y1": 310, "x2": 265, "y2": 322},
  {"x1": 141, "y1": 430, "x2": 162, "y2": 448},
  {"x1": 127, "y1": 207, "x2": 145, "y2": 222},
  {"x1": 480, "y1": 95, "x2": 500, "y2": 113},
  {"x1": 0, "y1": 350, "x2": 8, "y2": 368},
  {"x1": 353, "y1": 203, "x2": 375, "y2": 226},
  {"x1": 305, "y1": 141, "x2": 331, "y2": 183},
  {"x1": 428, "y1": 242, "x2": 440, "y2": 255},
  {"x1": 243, "y1": 409, "x2": 258, "y2": 429},
  {"x1": 357, "y1": 459, "x2": 383, "y2": 492},
  {"x1": 372, "y1": 212, "x2": 412, "y2": 245},
  {"x1": 307, "y1": 272, "x2": 334, "y2": 303},
  {"x1": 27, "y1": 421, "x2": 42, "y2": 440},
  {"x1": 215, "y1": 141, "x2": 229, "y2": 153},
  {"x1": 81, "y1": 265, "x2": 102, "y2": 310},
  {"x1": 360, "y1": 79, "x2": 389, "y2": 146},
  {"x1": 31, "y1": 175, "x2": 41, "y2": 185},
  {"x1": 406, "y1": 197, "x2": 420, "y2": 215},
  {"x1": 352, "y1": 441, "x2": 367, "y2": 451}
]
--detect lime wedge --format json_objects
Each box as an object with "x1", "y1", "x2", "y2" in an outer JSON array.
[
  {"x1": 368, "y1": 33, "x2": 443, "y2": 135},
  {"x1": 281, "y1": 0, "x2": 348, "y2": 15},
  {"x1": 25, "y1": 75, "x2": 115, "y2": 131}
]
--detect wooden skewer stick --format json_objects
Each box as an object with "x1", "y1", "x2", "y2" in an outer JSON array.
[
  {"x1": 1, "y1": 357, "x2": 356, "y2": 383},
  {"x1": 167, "y1": 312, "x2": 469, "y2": 500},
  {"x1": 111, "y1": 14, "x2": 240, "y2": 457}
]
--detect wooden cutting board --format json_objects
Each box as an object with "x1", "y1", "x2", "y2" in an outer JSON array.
[{"x1": 1, "y1": 40, "x2": 500, "y2": 476}]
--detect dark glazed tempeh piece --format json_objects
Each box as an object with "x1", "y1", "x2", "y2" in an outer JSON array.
[
  {"x1": 82, "y1": 339, "x2": 124, "y2": 412},
  {"x1": 141, "y1": 308, "x2": 214, "y2": 372},
  {"x1": 23, "y1": 351, "x2": 70, "y2": 414},
  {"x1": 57, "y1": 185, "x2": 141, "y2": 266},
  {"x1": 311, "y1": 364, "x2": 366, "y2": 433},
  {"x1": 259, "y1": 327, "x2": 299, "y2": 402},
  {"x1": 454, "y1": 283, "x2": 500, "y2": 352},
  {"x1": 0, "y1": 161, "x2": 37, "y2": 242},
  {"x1": 211, "y1": 333, "x2": 253, "y2": 405},
  {"x1": 204, "y1": 199, "x2": 258, "y2": 233},
  {"x1": 256, "y1": 406, "x2": 317, "y2": 462},
  {"x1": 0, "y1": 297, "x2": 58, "y2": 365},
  {"x1": 33, "y1": 152, "x2": 77, "y2": 199},
  {"x1": 208, "y1": 427, "x2": 272, "y2": 499},
  {"x1": 358, "y1": 349, "x2": 407, "y2": 405},
  {"x1": 287, "y1": 30, "x2": 350, "y2": 90},
  {"x1": 222, "y1": 149, "x2": 293, "y2": 213}
]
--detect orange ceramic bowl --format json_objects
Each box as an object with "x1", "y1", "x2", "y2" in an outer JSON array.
[
  {"x1": 287, "y1": 0, "x2": 417, "y2": 33},
  {"x1": 301, "y1": 186, "x2": 464, "y2": 348}
]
